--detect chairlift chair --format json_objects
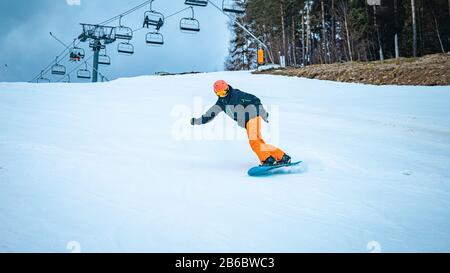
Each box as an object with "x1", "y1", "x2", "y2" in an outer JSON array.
[
  {"x1": 51, "y1": 57, "x2": 66, "y2": 75},
  {"x1": 118, "y1": 42, "x2": 135, "y2": 55},
  {"x1": 180, "y1": 18, "x2": 200, "y2": 33},
  {"x1": 77, "y1": 62, "x2": 91, "y2": 80},
  {"x1": 98, "y1": 48, "x2": 111, "y2": 65},
  {"x1": 99, "y1": 54, "x2": 111, "y2": 65},
  {"x1": 222, "y1": 0, "x2": 245, "y2": 14},
  {"x1": 143, "y1": 0, "x2": 165, "y2": 29},
  {"x1": 115, "y1": 26, "x2": 133, "y2": 40},
  {"x1": 37, "y1": 70, "x2": 50, "y2": 83},
  {"x1": 146, "y1": 32, "x2": 164, "y2": 46},
  {"x1": 180, "y1": 7, "x2": 200, "y2": 33},
  {"x1": 185, "y1": 0, "x2": 208, "y2": 7},
  {"x1": 114, "y1": 16, "x2": 133, "y2": 41},
  {"x1": 77, "y1": 70, "x2": 91, "y2": 79},
  {"x1": 70, "y1": 46, "x2": 85, "y2": 62}
]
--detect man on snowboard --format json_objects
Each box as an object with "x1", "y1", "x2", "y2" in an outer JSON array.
[{"x1": 190, "y1": 80, "x2": 291, "y2": 166}]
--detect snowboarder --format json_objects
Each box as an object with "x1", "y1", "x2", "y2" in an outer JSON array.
[{"x1": 191, "y1": 80, "x2": 291, "y2": 166}]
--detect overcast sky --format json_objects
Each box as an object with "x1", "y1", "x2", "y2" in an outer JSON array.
[{"x1": 0, "y1": 0, "x2": 231, "y2": 83}]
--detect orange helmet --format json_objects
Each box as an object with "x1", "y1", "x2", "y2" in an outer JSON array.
[{"x1": 214, "y1": 80, "x2": 229, "y2": 97}]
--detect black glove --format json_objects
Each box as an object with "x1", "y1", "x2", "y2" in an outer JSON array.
[{"x1": 191, "y1": 118, "x2": 201, "y2": 126}]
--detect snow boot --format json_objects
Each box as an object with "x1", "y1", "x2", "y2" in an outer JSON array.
[
  {"x1": 277, "y1": 154, "x2": 292, "y2": 165},
  {"x1": 261, "y1": 156, "x2": 277, "y2": 166}
]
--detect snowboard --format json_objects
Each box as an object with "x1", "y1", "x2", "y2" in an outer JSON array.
[{"x1": 248, "y1": 161, "x2": 303, "y2": 177}]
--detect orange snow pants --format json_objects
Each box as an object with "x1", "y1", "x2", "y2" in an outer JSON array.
[{"x1": 246, "y1": 116, "x2": 285, "y2": 163}]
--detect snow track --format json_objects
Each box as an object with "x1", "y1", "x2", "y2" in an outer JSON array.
[{"x1": 1, "y1": 71, "x2": 449, "y2": 252}]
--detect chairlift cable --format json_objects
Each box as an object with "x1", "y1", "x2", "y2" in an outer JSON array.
[
  {"x1": 166, "y1": 6, "x2": 192, "y2": 20},
  {"x1": 99, "y1": 0, "x2": 154, "y2": 26},
  {"x1": 49, "y1": 32, "x2": 71, "y2": 50}
]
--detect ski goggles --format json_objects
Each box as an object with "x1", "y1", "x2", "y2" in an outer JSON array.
[{"x1": 215, "y1": 88, "x2": 229, "y2": 98}]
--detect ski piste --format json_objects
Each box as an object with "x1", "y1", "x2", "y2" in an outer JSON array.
[{"x1": 1, "y1": 71, "x2": 449, "y2": 252}]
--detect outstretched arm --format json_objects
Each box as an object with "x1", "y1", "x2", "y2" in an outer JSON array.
[{"x1": 191, "y1": 103, "x2": 223, "y2": 125}]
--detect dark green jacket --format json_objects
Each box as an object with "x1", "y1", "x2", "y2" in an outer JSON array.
[{"x1": 194, "y1": 86, "x2": 269, "y2": 128}]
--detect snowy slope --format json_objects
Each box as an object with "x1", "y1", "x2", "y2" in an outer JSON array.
[{"x1": 1, "y1": 71, "x2": 450, "y2": 253}]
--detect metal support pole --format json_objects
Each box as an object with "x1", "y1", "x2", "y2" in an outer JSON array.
[
  {"x1": 92, "y1": 42, "x2": 100, "y2": 83},
  {"x1": 208, "y1": 0, "x2": 275, "y2": 64}
]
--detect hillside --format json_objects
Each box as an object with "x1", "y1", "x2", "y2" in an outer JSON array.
[{"x1": 254, "y1": 54, "x2": 450, "y2": 86}]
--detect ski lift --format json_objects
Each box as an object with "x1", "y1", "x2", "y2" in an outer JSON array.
[
  {"x1": 146, "y1": 32, "x2": 164, "y2": 46},
  {"x1": 118, "y1": 42, "x2": 134, "y2": 55},
  {"x1": 222, "y1": 0, "x2": 245, "y2": 14},
  {"x1": 77, "y1": 62, "x2": 91, "y2": 80},
  {"x1": 98, "y1": 48, "x2": 111, "y2": 65},
  {"x1": 143, "y1": 0, "x2": 165, "y2": 29},
  {"x1": 70, "y1": 42, "x2": 85, "y2": 62},
  {"x1": 180, "y1": 7, "x2": 200, "y2": 33},
  {"x1": 185, "y1": 0, "x2": 208, "y2": 7},
  {"x1": 114, "y1": 16, "x2": 133, "y2": 40},
  {"x1": 37, "y1": 70, "x2": 50, "y2": 83},
  {"x1": 51, "y1": 57, "x2": 66, "y2": 75}
]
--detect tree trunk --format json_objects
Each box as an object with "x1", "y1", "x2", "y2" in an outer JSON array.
[
  {"x1": 306, "y1": 4, "x2": 311, "y2": 64},
  {"x1": 343, "y1": 9, "x2": 353, "y2": 61},
  {"x1": 280, "y1": 1, "x2": 287, "y2": 65},
  {"x1": 292, "y1": 16, "x2": 297, "y2": 66},
  {"x1": 321, "y1": 0, "x2": 329, "y2": 63},
  {"x1": 331, "y1": 0, "x2": 335, "y2": 62},
  {"x1": 364, "y1": 0, "x2": 375, "y2": 60},
  {"x1": 411, "y1": 0, "x2": 417, "y2": 57},
  {"x1": 301, "y1": 10, "x2": 305, "y2": 65},
  {"x1": 287, "y1": 35, "x2": 292, "y2": 65},
  {"x1": 431, "y1": 5, "x2": 445, "y2": 53},
  {"x1": 419, "y1": 0, "x2": 424, "y2": 55},
  {"x1": 373, "y1": 6, "x2": 384, "y2": 60},
  {"x1": 394, "y1": 0, "x2": 400, "y2": 58}
]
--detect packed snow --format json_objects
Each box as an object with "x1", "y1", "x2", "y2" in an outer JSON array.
[{"x1": 0, "y1": 71, "x2": 449, "y2": 252}]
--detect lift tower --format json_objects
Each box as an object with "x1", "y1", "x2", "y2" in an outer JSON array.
[{"x1": 78, "y1": 24, "x2": 116, "y2": 82}]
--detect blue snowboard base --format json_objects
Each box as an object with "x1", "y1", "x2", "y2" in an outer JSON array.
[{"x1": 248, "y1": 161, "x2": 304, "y2": 177}]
